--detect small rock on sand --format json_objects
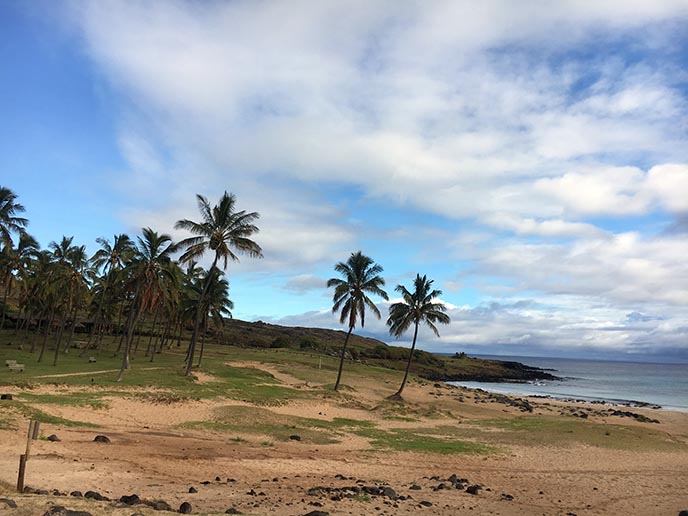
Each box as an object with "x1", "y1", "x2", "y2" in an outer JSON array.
[
  {"x1": 93, "y1": 435, "x2": 110, "y2": 443},
  {"x1": 42, "y1": 506, "x2": 93, "y2": 516},
  {"x1": 0, "y1": 498, "x2": 17, "y2": 509}
]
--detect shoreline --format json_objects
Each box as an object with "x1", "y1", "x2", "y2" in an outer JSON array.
[{"x1": 449, "y1": 381, "x2": 688, "y2": 413}]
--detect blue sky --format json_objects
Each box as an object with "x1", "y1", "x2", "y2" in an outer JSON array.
[{"x1": 2, "y1": 1, "x2": 687, "y2": 362}]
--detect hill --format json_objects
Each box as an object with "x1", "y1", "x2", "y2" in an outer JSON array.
[{"x1": 217, "y1": 318, "x2": 559, "y2": 383}]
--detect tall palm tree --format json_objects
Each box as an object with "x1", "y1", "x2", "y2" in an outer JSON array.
[
  {"x1": 175, "y1": 192, "x2": 262, "y2": 376},
  {"x1": 386, "y1": 274, "x2": 450, "y2": 400},
  {"x1": 116, "y1": 228, "x2": 177, "y2": 381},
  {"x1": 0, "y1": 186, "x2": 28, "y2": 244},
  {"x1": 88, "y1": 234, "x2": 135, "y2": 347},
  {"x1": 327, "y1": 251, "x2": 388, "y2": 391},
  {"x1": 0, "y1": 232, "x2": 38, "y2": 329}
]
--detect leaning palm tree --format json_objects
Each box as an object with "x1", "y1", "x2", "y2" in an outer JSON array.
[
  {"x1": 116, "y1": 228, "x2": 177, "y2": 381},
  {"x1": 386, "y1": 274, "x2": 450, "y2": 400},
  {"x1": 175, "y1": 192, "x2": 262, "y2": 376},
  {"x1": 327, "y1": 251, "x2": 388, "y2": 391},
  {"x1": 0, "y1": 186, "x2": 28, "y2": 244}
]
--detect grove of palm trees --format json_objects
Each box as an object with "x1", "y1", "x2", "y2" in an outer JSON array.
[{"x1": 0, "y1": 186, "x2": 449, "y2": 393}]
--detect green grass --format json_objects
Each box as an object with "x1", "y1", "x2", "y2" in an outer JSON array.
[
  {"x1": 352, "y1": 426, "x2": 493, "y2": 455},
  {"x1": 180, "y1": 406, "x2": 342, "y2": 444},
  {"x1": 3, "y1": 400, "x2": 98, "y2": 427},
  {"x1": 470, "y1": 416, "x2": 687, "y2": 451},
  {"x1": 17, "y1": 392, "x2": 109, "y2": 409}
]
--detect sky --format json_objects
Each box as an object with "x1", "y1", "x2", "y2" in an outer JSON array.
[{"x1": 1, "y1": 1, "x2": 687, "y2": 362}]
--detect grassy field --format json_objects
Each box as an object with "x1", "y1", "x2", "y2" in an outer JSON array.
[{"x1": 1, "y1": 329, "x2": 684, "y2": 456}]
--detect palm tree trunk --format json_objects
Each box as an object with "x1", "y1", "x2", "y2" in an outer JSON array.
[
  {"x1": 185, "y1": 258, "x2": 218, "y2": 376},
  {"x1": 64, "y1": 302, "x2": 79, "y2": 353},
  {"x1": 333, "y1": 326, "x2": 354, "y2": 391},
  {"x1": 38, "y1": 307, "x2": 56, "y2": 363},
  {"x1": 196, "y1": 316, "x2": 207, "y2": 367},
  {"x1": 0, "y1": 274, "x2": 11, "y2": 330},
  {"x1": 116, "y1": 296, "x2": 141, "y2": 382},
  {"x1": 391, "y1": 321, "x2": 420, "y2": 400},
  {"x1": 53, "y1": 300, "x2": 71, "y2": 366}
]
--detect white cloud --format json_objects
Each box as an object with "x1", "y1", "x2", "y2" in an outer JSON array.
[{"x1": 60, "y1": 0, "x2": 688, "y2": 357}]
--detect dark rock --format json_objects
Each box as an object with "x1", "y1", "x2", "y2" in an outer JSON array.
[
  {"x1": 42, "y1": 507, "x2": 94, "y2": 516},
  {"x1": 47, "y1": 434, "x2": 61, "y2": 442},
  {"x1": 1, "y1": 394, "x2": 13, "y2": 400},
  {"x1": 334, "y1": 474, "x2": 346, "y2": 480},
  {"x1": 501, "y1": 493, "x2": 514, "y2": 501},
  {"x1": 200, "y1": 481, "x2": 211, "y2": 485},
  {"x1": 289, "y1": 435, "x2": 302, "y2": 441},
  {"x1": 179, "y1": 502, "x2": 192, "y2": 514},
  {"x1": 146, "y1": 500, "x2": 173, "y2": 511},
  {"x1": 0, "y1": 498, "x2": 17, "y2": 509},
  {"x1": 120, "y1": 494, "x2": 141, "y2": 505},
  {"x1": 419, "y1": 500, "x2": 433, "y2": 507},
  {"x1": 381, "y1": 486, "x2": 397, "y2": 500},
  {"x1": 93, "y1": 435, "x2": 110, "y2": 443},
  {"x1": 678, "y1": 511, "x2": 688, "y2": 516},
  {"x1": 84, "y1": 491, "x2": 108, "y2": 501},
  {"x1": 466, "y1": 485, "x2": 481, "y2": 495},
  {"x1": 225, "y1": 509, "x2": 242, "y2": 515},
  {"x1": 302, "y1": 512, "x2": 329, "y2": 516},
  {"x1": 69, "y1": 491, "x2": 82, "y2": 497},
  {"x1": 35, "y1": 489, "x2": 50, "y2": 495},
  {"x1": 215, "y1": 476, "x2": 221, "y2": 481},
  {"x1": 188, "y1": 487, "x2": 198, "y2": 493},
  {"x1": 409, "y1": 484, "x2": 421, "y2": 490}
]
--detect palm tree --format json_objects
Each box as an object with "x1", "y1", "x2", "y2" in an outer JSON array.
[
  {"x1": 0, "y1": 232, "x2": 39, "y2": 329},
  {"x1": 0, "y1": 186, "x2": 28, "y2": 244},
  {"x1": 327, "y1": 251, "x2": 388, "y2": 391},
  {"x1": 175, "y1": 192, "x2": 262, "y2": 376},
  {"x1": 386, "y1": 274, "x2": 450, "y2": 400},
  {"x1": 88, "y1": 234, "x2": 135, "y2": 348},
  {"x1": 116, "y1": 228, "x2": 177, "y2": 381}
]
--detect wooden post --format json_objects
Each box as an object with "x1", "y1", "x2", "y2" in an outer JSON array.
[
  {"x1": 17, "y1": 420, "x2": 36, "y2": 493},
  {"x1": 16, "y1": 454, "x2": 26, "y2": 492}
]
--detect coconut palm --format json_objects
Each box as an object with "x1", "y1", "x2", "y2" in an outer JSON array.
[
  {"x1": 116, "y1": 228, "x2": 177, "y2": 381},
  {"x1": 175, "y1": 192, "x2": 262, "y2": 376},
  {"x1": 386, "y1": 274, "x2": 450, "y2": 400},
  {"x1": 327, "y1": 251, "x2": 388, "y2": 391},
  {"x1": 88, "y1": 234, "x2": 135, "y2": 348},
  {"x1": 0, "y1": 186, "x2": 28, "y2": 244},
  {"x1": 0, "y1": 232, "x2": 38, "y2": 329}
]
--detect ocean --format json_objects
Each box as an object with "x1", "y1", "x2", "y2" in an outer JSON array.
[{"x1": 449, "y1": 355, "x2": 688, "y2": 412}]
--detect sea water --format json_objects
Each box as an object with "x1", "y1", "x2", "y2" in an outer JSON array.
[{"x1": 449, "y1": 355, "x2": 688, "y2": 412}]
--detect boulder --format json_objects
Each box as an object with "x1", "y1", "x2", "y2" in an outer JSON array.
[
  {"x1": 179, "y1": 502, "x2": 192, "y2": 514},
  {"x1": 69, "y1": 491, "x2": 82, "y2": 497},
  {"x1": 301, "y1": 512, "x2": 329, "y2": 516},
  {"x1": 93, "y1": 435, "x2": 110, "y2": 443},
  {"x1": 84, "y1": 491, "x2": 108, "y2": 501},
  {"x1": 120, "y1": 494, "x2": 141, "y2": 505},
  {"x1": 466, "y1": 485, "x2": 481, "y2": 495},
  {"x1": 381, "y1": 486, "x2": 398, "y2": 500},
  {"x1": 0, "y1": 394, "x2": 13, "y2": 400},
  {"x1": 47, "y1": 434, "x2": 61, "y2": 442},
  {"x1": 289, "y1": 435, "x2": 302, "y2": 441},
  {"x1": 225, "y1": 509, "x2": 242, "y2": 515}
]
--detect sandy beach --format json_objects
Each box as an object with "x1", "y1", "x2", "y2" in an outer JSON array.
[{"x1": 1, "y1": 360, "x2": 687, "y2": 516}]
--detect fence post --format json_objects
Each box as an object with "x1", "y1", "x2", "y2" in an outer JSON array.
[{"x1": 17, "y1": 420, "x2": 37, "y2": 493}]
